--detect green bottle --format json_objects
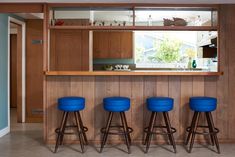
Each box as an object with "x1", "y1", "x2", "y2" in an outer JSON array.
[{"x1": 192, "y1": 59, "x2": 197, "y2": 68}]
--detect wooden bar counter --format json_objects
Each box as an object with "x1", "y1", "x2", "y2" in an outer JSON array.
[{"x1": 44, "y1": 70, "x2": 234, "y2": 144}]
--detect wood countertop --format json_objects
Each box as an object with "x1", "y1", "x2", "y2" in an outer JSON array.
[{"x1": 45, "y1": 70, "x2": 223, "y2": 76}]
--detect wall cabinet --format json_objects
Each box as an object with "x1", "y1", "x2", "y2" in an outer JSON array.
[
  {"x1": 93, "y1": 31, "x2": 133, "y2": 59},
  {"x1": 50, "y1": 29, "x2": 89, "y2": 71}
]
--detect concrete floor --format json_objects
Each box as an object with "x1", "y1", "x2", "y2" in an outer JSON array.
[{"x1": 0, "y1": 109, "x2": 235, "y2": 157}]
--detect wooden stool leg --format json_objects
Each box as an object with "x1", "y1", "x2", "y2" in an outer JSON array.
[
  {"x1": 120, "y1": 112, "x2": 131, "y2": 154},
  {"x1": 145, "y1": 112, "x2": 157, "y2": 153},
  {"x1": 208, "y1": 112, "x2": 220, "y2": 154},
  {"x1": 185, "y1": 112, "x2": 197, "y2": 145},
  {"x1": 74, "y1": 112, "x2": 85, "y2": 153},
  {"x1": 189, "y1": 112, "x2": 201, "y2": 153},
  {"x1": 54, "y1": 112, "x2": 68, "y2": 153},
  {"x1": 205, "y1": 112, "x2": 215, "y2": 146},
  {"x1": 59, "y1": 112, "x2": 69, "y2": 145},
  {"x1": 100, "y1": 112, "x2": 114, "y2": 153},
  {"x1": 144, "y1": 112, "x2": 155, "y2": 145},
  {"x1": 163, "y1": 112, "x2": 177, "y2": 153},
  {"x1": 123, "y1": 112, "x2": 131, "y2": 145},
  {"x1": 77, "y1": 112, "x2": 88, "y2": 145}
]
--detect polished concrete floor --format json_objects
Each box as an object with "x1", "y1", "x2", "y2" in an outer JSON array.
[{"x1": 0, "y1": 109, "x2": 235, "y2": 157}]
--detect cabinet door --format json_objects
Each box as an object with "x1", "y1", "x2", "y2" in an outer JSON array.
[
  {"x1": 50, "y1": 30, "x2": 89, "y2": 71},
  {"x1": 93, "y1": 31, "x2": 133, "y2": 59},
  {"x1": 109, "y1": 31, "x2": 121, "y2": 58},
  {"x1": 120, "y1": 31, "x2": 133, "y2": 58},
  {"x1": 93, "y1": 31, "x2": 110, "y2": 58}
]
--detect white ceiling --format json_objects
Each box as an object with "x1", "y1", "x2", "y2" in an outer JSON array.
[{"x1": 0, "y1": 0, "x2": 235, "y2": 4}]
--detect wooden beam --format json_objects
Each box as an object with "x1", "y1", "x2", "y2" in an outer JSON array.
[
  {"x1": 42, "y1": 3, "x2": 49, "y2": 143},
  {"x1": 48, "y1": 3, "x2": 219, "y2": 9},
  {"x1": 0, "y1": 3, "x2": 43, "y2": 13}
]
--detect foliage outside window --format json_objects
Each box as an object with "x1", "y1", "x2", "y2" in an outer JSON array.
[
  {"x1": 134, "y1": 31, "x2": 217, "y2": 70},
  {"x1": 150, "y1": 36, "x2": 182, "y2": 63}
]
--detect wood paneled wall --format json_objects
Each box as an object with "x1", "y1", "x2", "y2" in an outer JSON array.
[
  {"x1": 44, "y1": 5, "x2": 235, "y2": 143},
  {"x1": 26, "y1": 19, "x2": 43, "y2": 122}
]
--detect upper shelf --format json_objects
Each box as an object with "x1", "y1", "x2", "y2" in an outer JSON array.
[
  {"x1": 49, "y1": 6, "x2": 218, "y2": 31},
  {"x1": 49, "y1": 25, "x2": 218, "y2": 31}
]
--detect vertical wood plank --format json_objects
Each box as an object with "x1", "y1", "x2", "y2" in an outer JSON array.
[
  {"x1": 120, "y1": 76, "x2": 132, "y2": 142},
  {"x1": 180, "y1": 76, "x2": 193, "y2": 140},
  {"x1": 131, "y1": 76, "x2": 144, "y2": 141},
  {"x1": 47, "y1": 76, "x2": 71, "y2": 141},
  {"x1": 156, "y1": 76, "x2": 169, "y2": 142},
  {"x1": 94, "y1": 76, "x2": 106, "y2": 141},
  {"x1": 119, "y1": 76, "x2": 132, "y2": 132},
  {"x1": 82, "y1": 76, "x2": 95, "y2": 140},
  {"x1": 192, "y1": 76, "x2": 204, "y2": 96},
  {"x1": 156, "y1": 76, "x2": 169, "y2": 96},
  {"x1": 143, "y1": 76, "x2": 156, "y2": 129},
  {"x1": 192, "y1": 76, "x2": 205, "y2": 142},
  {"x1": 169, "y1": 76, "x2": 181, "y2": 140},
  {"x1": 105, "y1": 76, "x2": 120, "y2": 142},
  {"x1": 216, "y1": 5, "x2": 229, "y2": 140}
]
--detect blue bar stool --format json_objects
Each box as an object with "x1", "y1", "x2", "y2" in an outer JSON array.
[
  {"x1": 100, "y1": 97, "x2": 133, "y2": 154},
  {"x1": 54, "y1": 97, "x2": 88, "y2": 153},
  {"x1": 144, "y1": 97, "x2": 177, "y2": 153},
  {"x1": 185, "y1": 97, "x2": 220, "y2": 153}
]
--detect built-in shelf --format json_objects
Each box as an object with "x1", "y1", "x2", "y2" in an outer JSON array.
[
  {"x1": 45, "y1": 71, "x2": 223, "y2": 76},
  {"x1": 49, "y1": 25, "x2": 218, "y2": 31}
]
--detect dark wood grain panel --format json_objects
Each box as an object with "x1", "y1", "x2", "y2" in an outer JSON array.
[
  {"x1": 93, "y1": 31, "x2": 133, "y2": 59},
  {"x1": 50, "y1": 30, "x2": 89, "y2": 71},
  {"x1": 10, "y1": 34, "x2": 17, "y2": 109},
  {"x1": 26, "y1": 20, "x2": 43, "y2": 122}
]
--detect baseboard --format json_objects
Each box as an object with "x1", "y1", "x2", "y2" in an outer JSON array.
[{"x1": 0, "y1": 126, "x2": 9, "y2": 138}]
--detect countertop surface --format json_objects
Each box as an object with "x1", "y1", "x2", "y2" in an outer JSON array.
[{"x1": 45, "y1": 70, "x2": 223, "y2": 76}]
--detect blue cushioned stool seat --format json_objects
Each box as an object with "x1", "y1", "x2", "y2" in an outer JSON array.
[
  {"x1": 103, "y1": 97, "x2": 130, "y2": 112},
  {"x1": 58, "y1": 97, "x2": 85, "y2": 112},
  {"x1": 189, "y1": 97, "x2": 217, "y2": 112},
  {"x1": 147, "y1": 97, "x2": 174, "y2": 112}
]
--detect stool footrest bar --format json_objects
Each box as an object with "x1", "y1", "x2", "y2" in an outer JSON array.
[
  {"x1": 101, "y1": 125, "x2": 133, "y2": 135},
  {"x1": 186, "y1": 126, "x2": 219, "y2": 135},
  {"x1": 55, "y1": 125, "x2": 88, "y2": 135},
  {"x1": 144, "y1": 126, "x2": 176, "y2": 135}
]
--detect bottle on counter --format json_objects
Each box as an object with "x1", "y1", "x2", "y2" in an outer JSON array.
[{"x1": 192, "y1": 59, "x2": 197, "y2": 68}]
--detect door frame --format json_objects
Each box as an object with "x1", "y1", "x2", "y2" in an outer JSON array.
[{"x1": 8, "y1": 16, "x2": 26, "y2": 125}]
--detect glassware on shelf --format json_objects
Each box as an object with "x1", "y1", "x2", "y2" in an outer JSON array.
[
  {"x1": 195, "y1": 15, "x2": 202, "y2": 26},
  {"x1": 148, "y1": 15, "x2": 153, "y2": 26}
]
